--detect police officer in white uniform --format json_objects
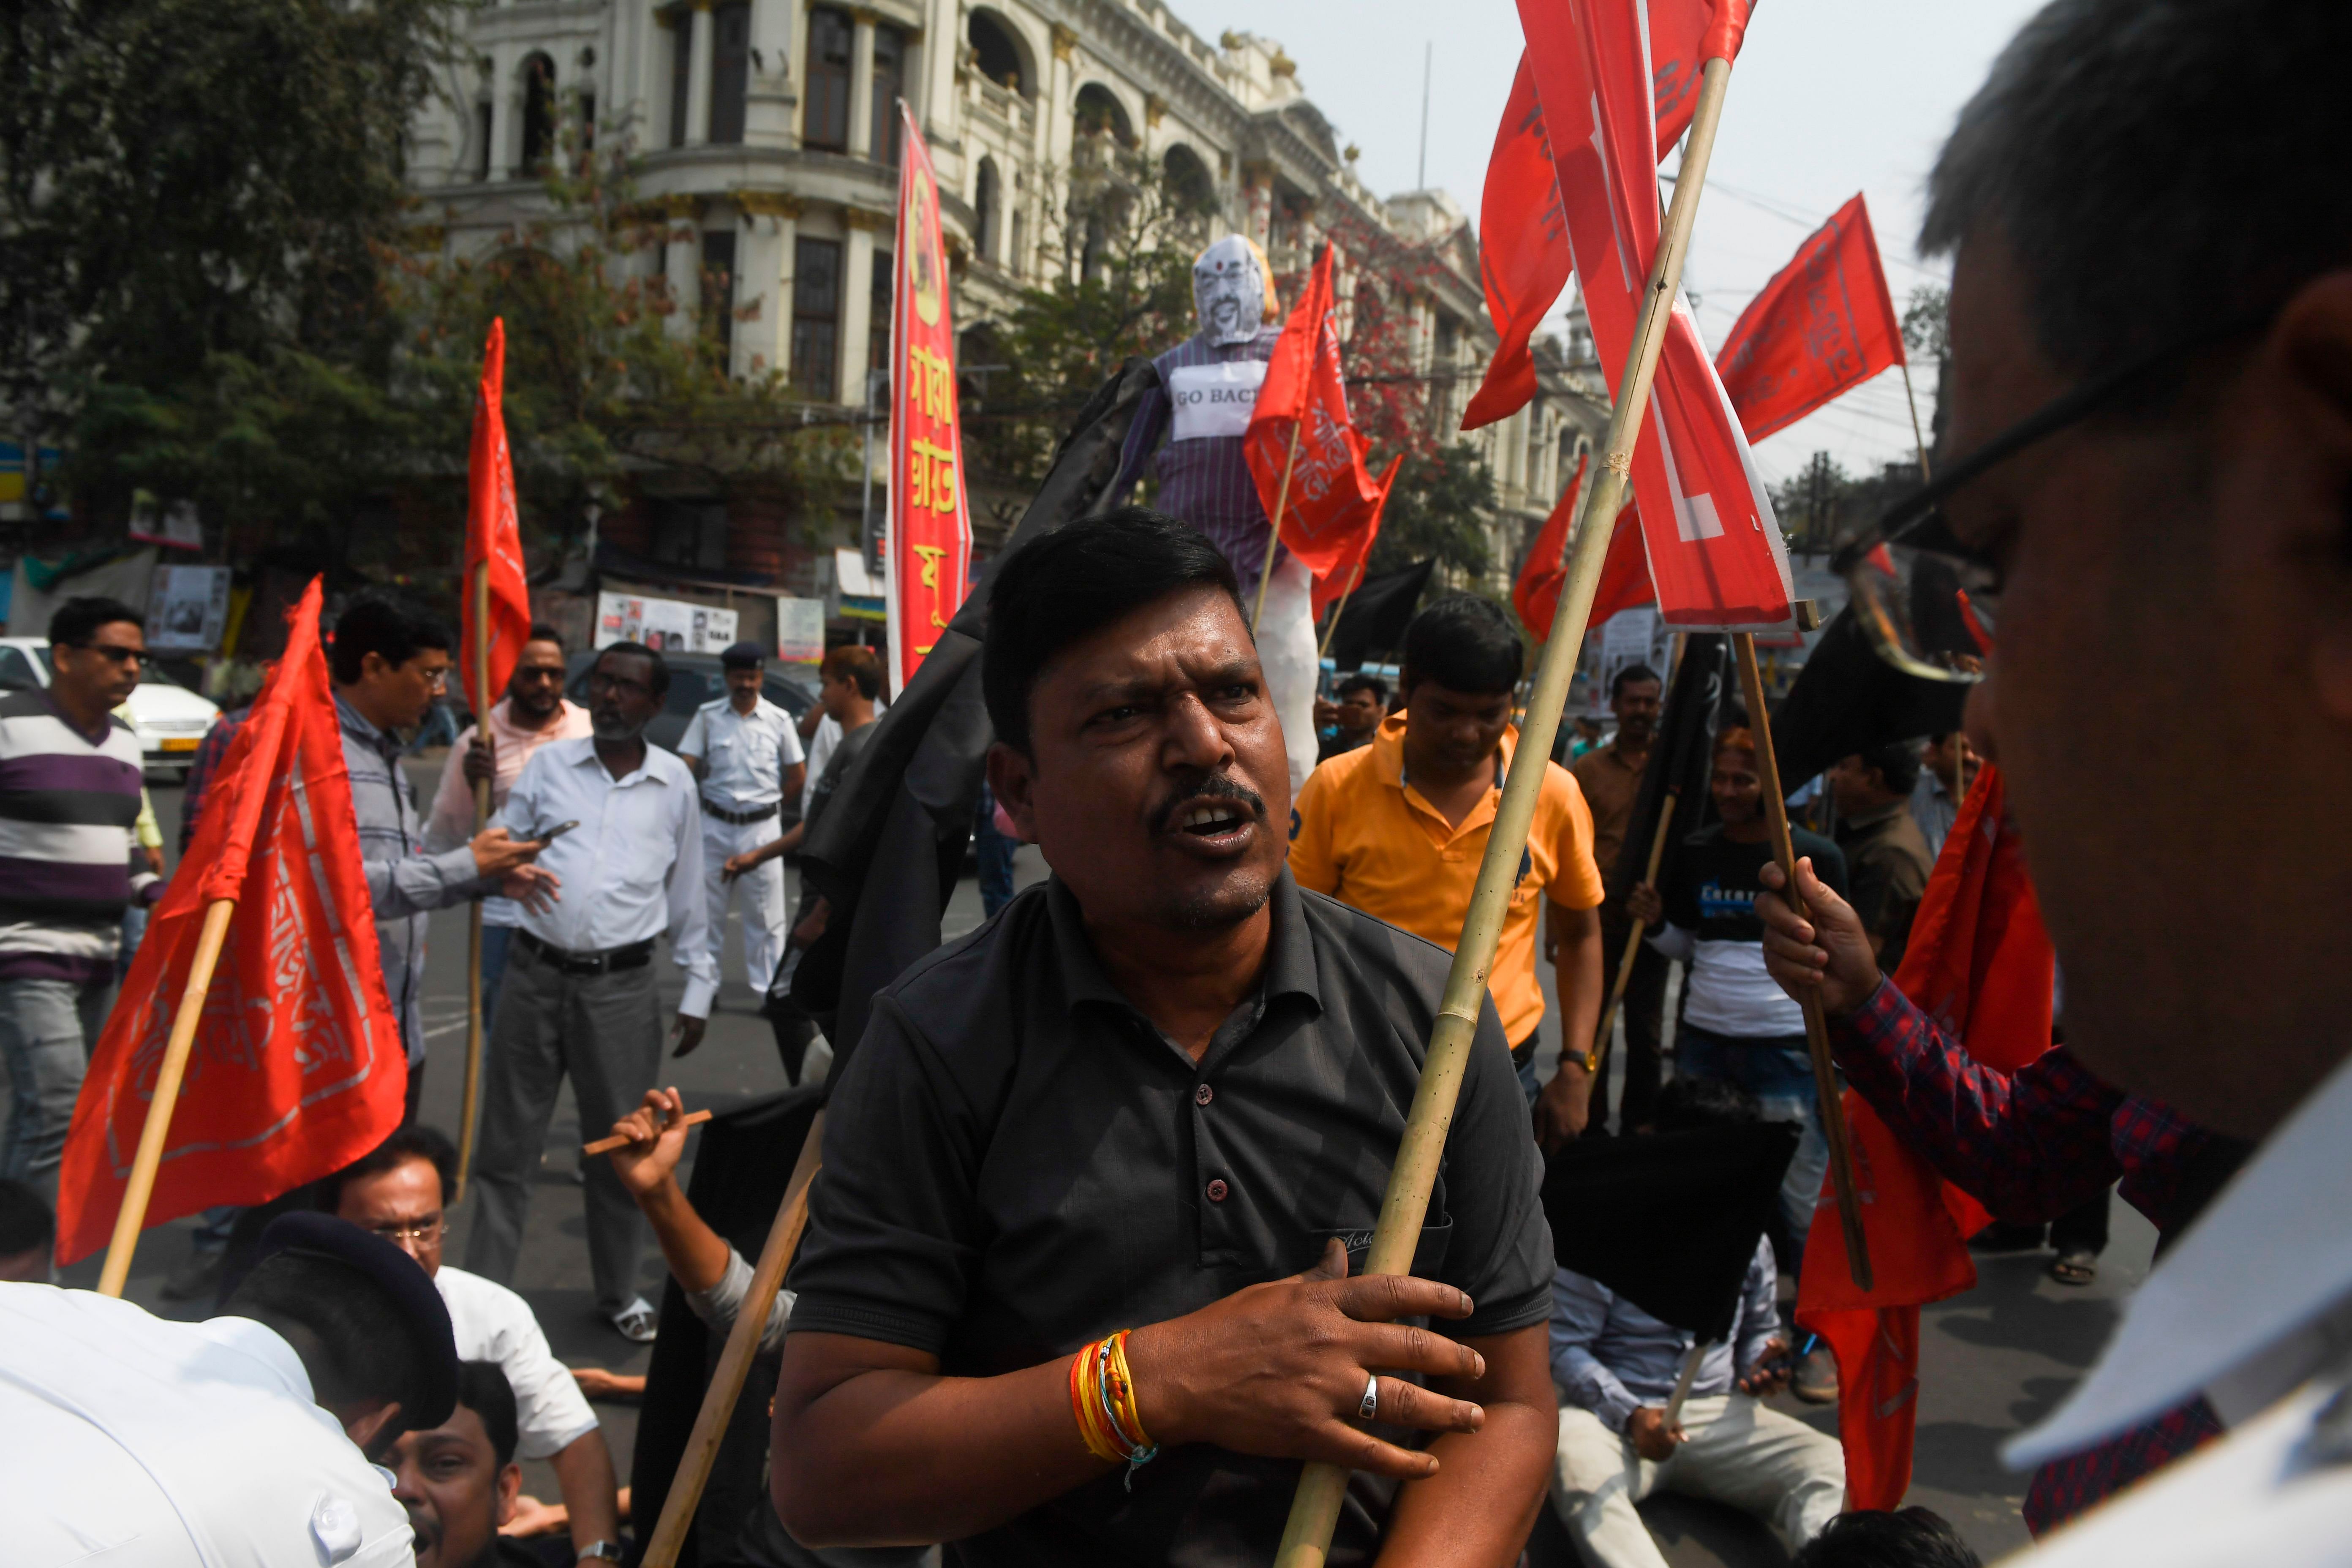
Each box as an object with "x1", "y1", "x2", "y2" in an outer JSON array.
[{"x1": 678, "y1": 641, "x2": 805, "y2": 997}]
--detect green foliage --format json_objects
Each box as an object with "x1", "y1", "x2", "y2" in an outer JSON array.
[
  {"x1": 1903, "y1": 285, "x2": 1950, "y2": 362},
  {"x1": 1370, "y1": 441, "x2": 1497, "y2": 581},
  {"x1": 1770, "y1": 448, "x2": 1921, "y2": 555}
]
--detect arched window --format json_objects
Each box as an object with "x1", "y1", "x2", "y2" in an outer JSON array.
[
  {"x1": 967, "y1": 10, "x2": 1030, "y2": 96},
  {"x1": 975, "y1": 158, "x2": 1000, "y2": 261},
  {"x1": 1072, "y1": 83, "x2": 1134, "y2": 148},
  {"x1": 1162, "y1": 145, "x2": 1214, "y2": 218},
  {"x1": 518, "y1": 53, "x2": 557, "y2": 175},
  {"x1": 708, "y1": 1, "x2": 749, "y2": 144},
  {"x1": 869, "y1": 24, "x2": 906, "y2": 163}
]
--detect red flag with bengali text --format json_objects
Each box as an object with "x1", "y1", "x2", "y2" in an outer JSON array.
[
  {"x1": 1716, "y1": 194, "x2": 1906, "y2": 444},
  {"x1": 1519, "y1": 0, "x2": 1794, "y2": 629},
  {"x1": 1797, "y1": 764, "x2": 2053, "y2": 1508},
  {"x1": 885, "y1": 104, "x2": 975, "y2": 697},
  {"x1": 1245, "y1": 245, "x2": 1388, "y2": 580},
  {"x1": 54, "y1": 580, "x2": 406, "y2": 1265},
  {"x1": 1312, "y1": 455, "x2": 1403, "y2": 620},
  {"x1": 463, "y1": 318, "x2": 533, "y2": 708}
]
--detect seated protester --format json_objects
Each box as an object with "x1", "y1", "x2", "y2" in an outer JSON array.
[
  {"x1": 1289, "y1": 594, "x2": 1607, "y2": 1133},
  {"x1": 0, "y1": 1175, "x2": 54, "y2": 1281},
  {"x1": 2, "y1": 1213, "x2": 455, "y2": 1565},
  {"x1": 1625, "y1": 729, "x2": 1851, "y2": 1288},
  {"x1": 327, "y1": 1125, "x2": 624, "y2": 1563},
  {"x1": 1790, "y1": 1507, "x2": 1981, "y2": 1568},
  {"x1": 392, "y1": 1360, "x2": 542, "y2": 1568},
  {"x1": 1827, "y1": 744, "x2": 1935, "y2": 974},
  {"x1": 770, "y1": 509, "x2": 1560, "y2": 1566},
  {"x1": 1549, "y1": 1078, "x2": 1845, "y2": 1568}
]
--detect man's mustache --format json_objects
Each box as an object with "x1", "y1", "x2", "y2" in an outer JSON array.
[{"x1": 1149, "y1": 771, "x2": 1267, "y2": 836}]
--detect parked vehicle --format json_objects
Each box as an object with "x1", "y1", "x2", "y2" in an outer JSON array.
[{"x1": 0, "y1": 637, "x2": 222, "y2": 779}]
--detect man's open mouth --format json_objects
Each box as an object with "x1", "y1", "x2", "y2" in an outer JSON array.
[{"x1": 1178, "y1": 803, "x2": 1249, "y2": 836}]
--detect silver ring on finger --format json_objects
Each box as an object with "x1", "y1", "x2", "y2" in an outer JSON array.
[{"x1": 1358, "y1": 1373, "x2": 1380, "y2": 1422}]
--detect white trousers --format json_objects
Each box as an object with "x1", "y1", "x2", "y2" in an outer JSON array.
[
  {"x1": 1551, "y1": 1395, "x2": 1845, "y2": 1568},
  {"x1": 700, "y1": 815, "x2": 787, "y2": 995},
  {"x1": 1255, "y1": 553, "x2": 1321, "y2": 798}
]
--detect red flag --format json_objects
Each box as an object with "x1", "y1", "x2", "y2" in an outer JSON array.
[
  {"x1": 886, "y1": 103, "x2": 975, "y2": 697},
  {"x1": 1797, "y1": 764, "x2": 2053, "y2": 1508},
  {"x1": 464, "y1": 318, "x2": 533, "y2": 708},
  {"x1": 1312, "y1": 454, "x2": 1403, "y2": 619},
  {"x1": 54, "y1": 580, "x2": 405, "y2": 1265},
  {"x1": 1245, "y1": 246, "x2": 1388, "y2": 580},
  {"x1": 1465, "y1": 1, "x2": 1754, "y2": 432},
  {"x1": 1716, "y1": 195, "x2": 1906, "y2": 444},
  {"x1": 1519, "y1": 0, "x2": 1794, "y2": 629},
  {"x1": 1515, "y1": 457, "x2": 1661, "y2": 640}
]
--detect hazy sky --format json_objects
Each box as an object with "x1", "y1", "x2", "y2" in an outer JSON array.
[{"x1": 1169, "y1": 0, "x2": 2050, "y2": 487}]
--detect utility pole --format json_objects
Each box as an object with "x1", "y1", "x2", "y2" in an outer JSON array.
[{"x1": 1417, "y1": 43, "x2": 1432, "y2": 190}]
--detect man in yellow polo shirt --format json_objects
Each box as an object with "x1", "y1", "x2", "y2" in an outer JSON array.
[{"x1": 1290, "y1": 595, "x2": 1606, "y2": 1144}]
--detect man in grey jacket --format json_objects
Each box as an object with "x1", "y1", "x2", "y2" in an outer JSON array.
[{"x1": 330, "y1": 598, "x2": 554, "y2": 1121}]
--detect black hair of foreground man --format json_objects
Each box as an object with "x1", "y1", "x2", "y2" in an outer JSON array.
[{"x1": 1790, "y1": 1507, "x2": 1981, "y2": 1568}]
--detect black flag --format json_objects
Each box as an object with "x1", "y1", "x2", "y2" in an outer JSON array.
[
  {"x1": 1605, "y1": 633, "x2": 1731, "y2": 899},
  {"x1": 1769, "y1": 603, "x2": 1968, "y2": 792},
  {"x1": 1544, "y1": 1122, "x2": 1799, "y2": 1341},
  {"x1": 791, "y1": 357, "x2": 1165, "y2": 1077},
  {"x1": 1326, "y1": 559, "x2": 1435, "y2": 673}
]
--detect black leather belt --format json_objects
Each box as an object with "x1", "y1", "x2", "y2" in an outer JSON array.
[
  {"x1": 700, "y1": 798, "x2": 780, "y2": 826},
  {"x1": 515, "y1": 931, "x2": 654, "y2": 975}
]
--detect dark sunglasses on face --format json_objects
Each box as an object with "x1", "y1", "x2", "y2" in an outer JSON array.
[{"x1": 68, "y1": 643, "x2": 144, "y2": 666}]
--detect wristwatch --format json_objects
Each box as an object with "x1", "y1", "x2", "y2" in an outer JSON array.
[{"x1": 576, "y1": 1543, "x2": 623, "y2": 1564}]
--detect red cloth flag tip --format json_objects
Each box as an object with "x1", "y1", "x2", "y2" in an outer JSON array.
[
  {"x1": 1519, "y1": 0, "x2": 1794, "y2": 630},
  {"x1": 885, "y1": 102, "x2": 976, "y2": 697},
  {"x1": 1515, "y1": 459, "x2": 1660, "y2": 640},
  {"x1": 1700, "y1": 0, "x2": 1755, "y2": 64},
  {"x1": 1245, "y1": 245, "x2": 1388, "y2": 580},
  {"x1": 1715, "y1": 194, "x2": 1906, "y2": 445},
  {"x1": 54, "y1": 580, "x2": 406, "y2": 1266},
  {"x1": 1796, "y1": 764, "x2": 2053, "y2": 1509},
  {"x1": 1312, "y1": 454, "x2": 1403, "y2": 620},
  {"x1": 464, "y1": 318, "x2": 533, "y2": 708}
]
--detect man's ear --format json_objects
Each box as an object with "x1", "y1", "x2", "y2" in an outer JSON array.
[
  {"x1": 495, "y1": 1462, "x2": 521, "y2": 1526},
  {"x1": 2274, "y1": 270, "x2": 2352, "y2": 723},
  {"x1": 342, "y1": 1399, "x2": 404, "y2": 1456},
  {"x1": 986, "y1": 741, "x2": 1036, "y2": 843}
]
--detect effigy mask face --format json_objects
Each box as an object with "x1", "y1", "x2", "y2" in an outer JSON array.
[{"x1": 1192, "y1": 235, "x2": 1270, "y2": 348}]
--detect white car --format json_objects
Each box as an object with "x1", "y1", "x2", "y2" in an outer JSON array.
[{"x1": 0, "y1": 635, "x2": 222, "y2": 777}]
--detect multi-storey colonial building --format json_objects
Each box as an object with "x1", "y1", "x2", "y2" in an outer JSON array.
[{"x1": 407, "y1": 0, "x2": 1606, "y2": 607}]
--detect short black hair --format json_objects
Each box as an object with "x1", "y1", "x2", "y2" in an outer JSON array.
[
  {"x1": 49, "y1": 596, "x2": 144, "y2": 648},
  {"x1": 1854, "y1": 740, "x2": 1923, "y2": 798},
  {"x1": 525, "y1": 623, "x2": 566, "y2": 651},
  {"x1": 594, "y1": 640, "x2": 671, "y2": 698},
  {"x1": 330, "y1": 597, "x2": 452, "y2": 686},
  {"x1": 1651, "y1": 1075, "x2": 1761, "y2": 1134},
  {"x1": 0, "y1": 1177, "x2": 54, "y2": 1256},
  {"x1": 821, "y1": 645, "x2": 883, "y2": 701},
  {"x1": 1336, "y1": 673, "x2": 1388, "y2": 705},
  {"x1": 983, "y1": 507, "x2": 1243, "y2": 754},
  {"x1": 456, "y1": 1360, "x2": 521, "y2": 1470},
  {"x1": 224, "y1": 1250, "x2": 432, "y2": 1441},
  {"x1": 1791, "y1": 1507, "x2": 1982, "y2": 1568},
  {"x1": 1399, "y1": 595, "x2": 1523, "y2": 697},
  {"x1": 1612, "y1": 663, "x2": 1662, "y2": 700},
  {"x1": 324, "y1": 1124, "x2": 457, "y2": 1214}
]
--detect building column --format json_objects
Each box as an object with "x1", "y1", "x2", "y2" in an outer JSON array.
[
  {"x1": 685, "y1": 0, "x2": 715, "y2": 144},
  {"x1": 735, "y1": 197, "x2": 800, "y2": 378},
  {"x1": 838, "y1": 211, "x2": 879, "y2": 407},
  {"x1": 846, "y1": 10, "x2": 877, "y2": 158},
  {"x1": 664, "y1": 197, "x2": 703, "y2": 339},
  {"x1": 746, "y1": 0, "x2": 800, "y2": 145}
]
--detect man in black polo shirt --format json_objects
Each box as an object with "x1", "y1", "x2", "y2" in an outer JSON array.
[{"x1": 773, "y1": 509, "x2": 1558, "y2": 1566}]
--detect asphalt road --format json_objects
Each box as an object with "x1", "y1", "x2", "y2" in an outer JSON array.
[{"x1": 45, "y1": 758, "x2": 2148, "y2": 1563}]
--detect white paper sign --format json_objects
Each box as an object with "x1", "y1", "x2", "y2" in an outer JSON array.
[
  {"x1": 1168, "y1": 359, "x2": 1268, "y2": 442},
  {"x1": 776, "y1": 596, "x2": 825, "y2": 665},
  {"x1": 595, "y1": 592, "x2": 738, "y2": 654},
  {"x1": 148, "y1": 565, "x2": 231, "y2": 652}
]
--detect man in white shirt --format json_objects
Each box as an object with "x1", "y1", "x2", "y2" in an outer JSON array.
[
  {"x1": 330, "y1": 1125, "x2": 622, "y2": 1563},
  {"x1": 678, "y1": 641, "x2": 806, "y2": 1001},
  {"x1": 0, "y1": 1211, "x2": 457, "y2": 1566},
  {"x1": 1755, "y1": 0, "x2": 2352, "y2": 1555},
  {"x1": 467, "y1": 641, "x2": 716, "y2": 1342},
  {"x1": 427, "y1": 625, "x2": 595, "y2": 1026}
]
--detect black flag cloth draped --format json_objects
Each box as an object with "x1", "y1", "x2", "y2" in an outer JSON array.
[
  {"x1": 1605, "y1": 632, "x2": 1731, "y2": 899},
  {"x1": 1769, "y1": 604, "x2": 1969, "y2": 793},
  {"x1": 1326, "y1": 558, "x2": 1435, "y2": 674}
]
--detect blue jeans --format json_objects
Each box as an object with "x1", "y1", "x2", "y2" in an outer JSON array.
[
  {"x1": 0, "y1": 976, "x2": 110, "y2": 1203},
  {"x1": 975, "y1": 787, "x2": 1016, "y2": 918},
  {"x1": 1676, "y1": 1023, "x2": 1830, "y2": 1278},
  {"x1": 480, "y1": 921, "x2": 516, "y2": 1030}
]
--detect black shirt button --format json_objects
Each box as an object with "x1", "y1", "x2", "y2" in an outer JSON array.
[
  {"x1": 1206, "y1": 1178, "x2": 1229, "y2": 1202},
  {"x1": 1195, "y1": 1083, "x2": 1214, "y2": 1107}
]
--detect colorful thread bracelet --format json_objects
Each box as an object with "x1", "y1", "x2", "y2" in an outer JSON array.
[{"x1": 1068, "y1": 1328, "x2": 1159, "y2": 1489}]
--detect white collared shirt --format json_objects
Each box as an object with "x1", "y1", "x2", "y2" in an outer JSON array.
[
  {"x1": 436, "y1": 1265, "x2": 598, "y2": 1460},
  {"x1": 679, "y1": 696, "x2": 804, "y2": 814},
  {"x1": 498, "y1": 737, "x2": 718, "y2": 1017},
  {"x1": 1997, "y1": 1051, "x2": 2352, "y2": 1563},
  {"x1": 0, "y1": 1285, "x2": 414, "y2": 1567}
]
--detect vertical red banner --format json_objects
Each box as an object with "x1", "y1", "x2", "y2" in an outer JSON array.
[{"x1": 885, "y1": 102, "x2": 973, "y2": 696}]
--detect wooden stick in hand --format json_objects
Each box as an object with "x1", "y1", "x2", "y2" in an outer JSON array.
[{"x1": 583, "y1": 1108, "x2": 711, "y2": 1156}]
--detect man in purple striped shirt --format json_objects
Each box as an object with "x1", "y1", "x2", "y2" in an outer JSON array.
[{"x1": 0, "y1": 596, "x2": 161, "y2": 1201}]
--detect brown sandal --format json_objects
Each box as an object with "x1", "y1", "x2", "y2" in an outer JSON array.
[{"x1": 2050, "y1": 1249, "x2": 2099, "y2": 1286}]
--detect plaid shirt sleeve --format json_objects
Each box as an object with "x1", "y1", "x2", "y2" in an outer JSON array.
[{"x1": 1830, "y1": 977, "x2": 2123, "y2": 1222}]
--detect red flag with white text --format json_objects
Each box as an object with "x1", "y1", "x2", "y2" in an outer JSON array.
[
  {"x1": 463, "y1": 318, "x2": 533, "y2": 706},
  {"x1": 1518, "y1": 0, "x2": 1792, "y2": 629},
  {"x1": 54, "y1": 580, "x2": 405, "y2": 1264},
  {"x1": 1245, "y1": 246, "x2": 1389, "y2": 580},
  {"x1": 1312, "y1": 455, "x2": 1403, "y2": 619},
  {"x1": 1797, "y1": 765, "x2": 2052, "y2": 1508},
  {"x1": 1716, "y1": 194, "x2": 1907, "y2": 444},
  {"x1": 885, "y1": 104, "x2": 974, "y2": 697}
]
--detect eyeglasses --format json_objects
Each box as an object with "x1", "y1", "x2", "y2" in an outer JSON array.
[
  {"x1": 587, "y1": 671, "x2": 652, "y2": 700},
  {"x1": 365, "y1": 1213, "x2": 445, "y2": 1246},
  {"x1": 1832, "y1": 302, "x2": 2279, "y2": 681},
  {"x1": 67, "y1": 643, "x2": 145, "y2": 666},
  {"x1": 513, "y1": 664, "x2": 565, "y2": 683}
]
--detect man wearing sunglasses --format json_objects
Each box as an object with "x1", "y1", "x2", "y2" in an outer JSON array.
[
  {"x1": 0, "y1": 597, "x2": 161, "y2": 1201},
  {"x1": 1758, "y1": 0, "x2": 2352, "y2": 1555}
]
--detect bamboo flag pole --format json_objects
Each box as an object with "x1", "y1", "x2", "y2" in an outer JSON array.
[
  {"x1": 1316, "y1": 566, "x2": 1361, "y2": 659},
  {"x1": 456, "y1": 560, "x2": 491, "y2": 1205},
  {"x1": 640, "y1": 1111, "x2": 826, "y2": 1568},
  {"x1": 1730, "y1": 632, "x2": 1872, "y2": 1289},
  {"x1": 97, "y1": 898, "x2": 239, "y2": 1297},
  {"x1": 1273, "y1": 55, "x2": 1741, "y2": 1568},
  {"x1": 1251, "y1": 420, "x2": 1304, "y2": 637},
  {"x1": 1898, "y1": 357, "x2": 1934, "y2": 483},
  {"x1": 1582, "y1": 793, "x2": 1678, "y2": 1078},
  {"x1": 1660, "y1": 1339, "x2": 1711, "y2": 1429}
]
